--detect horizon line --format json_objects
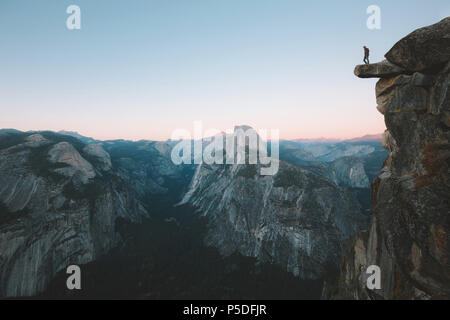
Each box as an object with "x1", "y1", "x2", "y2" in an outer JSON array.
[{"x1": 0, "y1": 127, "x2": 384, "y2": 143}]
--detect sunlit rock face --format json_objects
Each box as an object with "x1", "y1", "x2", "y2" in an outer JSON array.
[{"x1": 329, "y1": 18, "x2": 450, "y2": 300}]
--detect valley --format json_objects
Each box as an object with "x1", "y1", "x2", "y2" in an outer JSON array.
[{"x1": 0, "y1": 129, "x2": 384, "y2": 299}]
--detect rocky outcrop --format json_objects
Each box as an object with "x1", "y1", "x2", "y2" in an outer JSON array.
[
  {"x1": 354, "y1": 60, "x2": 405, "y2": 79},
  {"x1": 0, "y1": 132, "x2": 148, "y2": 297},
  {"x1": 331, "y1": 18, "x2": 450, "y2": 300},
  {"x1": 180, "y1": 159, "x2": 368, "y2": 279},
  {"x1": 385, "y1": 17, "x2": 450, "y2": 73}
]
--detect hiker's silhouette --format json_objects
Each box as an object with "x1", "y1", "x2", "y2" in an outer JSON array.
[{"x1": 363, "y1": 46, "x2": 370, "y2": 64}]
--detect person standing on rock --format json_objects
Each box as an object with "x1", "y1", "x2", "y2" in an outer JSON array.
[{"x1": 363, "y1": 46, "x2": 370, "y2": 64}]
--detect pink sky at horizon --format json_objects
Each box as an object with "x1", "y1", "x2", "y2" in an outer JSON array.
[
  {"x1": 4, "y1": 0, "x2": 428, "y2": 142},
  {"x1": 0, "y1": 124, "x2": 386, "y2": 142},
  {"x1": 1, "y1": 77, "x2": 386, "y2": 141},
  {"x1": 1, "y1": 108, "x2": 386, "y2": 142}
]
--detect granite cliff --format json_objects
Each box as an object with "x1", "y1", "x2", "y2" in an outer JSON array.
[
  {"x1": 329, "y1": 17, "x2": 450, "y2": 299},
  {"x1": 0, "y1": 132, "x2": 153, "y2": 297},
  {"x1": 179, "y1": 129, "x2": 369, "y2": 280},
  {"x1": 0, "y1": 130, "x2": 196, "y2": 298}
]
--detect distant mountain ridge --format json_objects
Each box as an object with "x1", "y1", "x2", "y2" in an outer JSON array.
[
  {"x1": 290, "y1": 133, "x2": 383, "y2": 144},
  {"x1": 1, "y1": 129, "x2": 383, "y2": 144}
]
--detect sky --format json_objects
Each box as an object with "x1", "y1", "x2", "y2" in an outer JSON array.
[{"x1": 1, "y1": 0, "x2": 449, "y2": 141}]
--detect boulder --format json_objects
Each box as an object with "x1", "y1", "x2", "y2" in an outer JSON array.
[{"x1": 385, "y1": 17, "x2": 450, "y2": 72}]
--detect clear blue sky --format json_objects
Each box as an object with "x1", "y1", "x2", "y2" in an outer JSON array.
[{"x1": 1, "y1": 0, "x2": 449, "y2": 140}]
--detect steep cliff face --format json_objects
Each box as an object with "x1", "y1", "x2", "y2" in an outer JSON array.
[
  {"x1": 0, "y1": 132, "x2": 148, "y2": 297},
  {"x1": 180, "y1": 158, "x2": 368, "y2": 279},
  {"x1": 331, "y1": 18, "x2": 450, "y2": 299}
]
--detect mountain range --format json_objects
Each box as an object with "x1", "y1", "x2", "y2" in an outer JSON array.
[{"x1": 0, "y1": 127, "x2": 385, "y2": 298}]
